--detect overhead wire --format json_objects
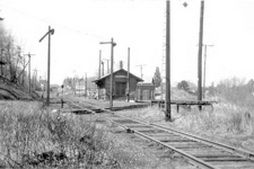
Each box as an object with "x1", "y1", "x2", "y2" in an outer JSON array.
[{"x1": 0, "y1": 1, "x2": 108, "y2": 40}]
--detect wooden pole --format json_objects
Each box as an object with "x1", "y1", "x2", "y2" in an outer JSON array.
[
  {"x1": 127, "y1": 47, "x2": 130, "y2": 102},
  {"x1": 197, "y1": 0, "x2": 204, "y2": 110},
  {"x1": 110, "y1": 38, "x2": 114, "y2": 109},
  {"x1": 100, "y1": 38, "x2": 116, "y2": 109},
  {"x1": 101, "y1": 61, "x2": 104, "y2": 76},
  {"x1": 165, "y1": 0, "x2": 171, "y2": 121},
  {"x1": 99, "y1": 50, "x2": 101, "y2": 79},
  {"x1": 46, "y1": 26, "x2": 51, "y2": 106},
  {"x1": 98, "y1": 50, "x2": 101, "y2": 99},
  {"x1": 107, "y1": 60, "x2": 109, "y2": 74}
]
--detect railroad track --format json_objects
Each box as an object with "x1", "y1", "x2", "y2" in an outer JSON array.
[{"x1": 63, "y1": 97, "x2": 254, "y2": 169}]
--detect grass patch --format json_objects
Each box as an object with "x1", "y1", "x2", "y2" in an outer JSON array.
[
  {"x1": 117, "y1": 104, "x2": 254, "y2": 152},
  {"x1": 0, "y1": 101, "x2": 178, "y2": 169},
  {"x1": 0, "y1": 101, "x2": 121, "y2": 168}
]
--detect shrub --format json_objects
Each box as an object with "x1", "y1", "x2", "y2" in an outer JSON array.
[
  {"x1": 216, "y1": 78, "x2": 254, "y2": 108},
  {"x1": 0, "y1": 101, "x2": 120, "y2": 169},
  {"x1": 177, "y1": 80, "x2": 190, "y2": 92}
]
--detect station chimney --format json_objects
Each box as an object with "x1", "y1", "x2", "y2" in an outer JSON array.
[{"x1": 119, "y1": 61, "x2": 123, "y2": 69}]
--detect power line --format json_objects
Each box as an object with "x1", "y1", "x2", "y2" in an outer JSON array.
[{"x1": 0, "y1": 2, "x2": 107, "y2": 39}]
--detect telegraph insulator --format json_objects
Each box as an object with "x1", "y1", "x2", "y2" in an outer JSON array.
[{"x1": 51, "y1": 29, "x2": 55, "y2": 35}]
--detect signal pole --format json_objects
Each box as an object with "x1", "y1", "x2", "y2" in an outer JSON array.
[
  {"x1": 100, "y1": 38, "x2": 117, "y2": 109},
  {"x1": 39, "y1": 26, "x2": 55, "y2": 106},
  {"x1": 197, "y1": 0, "x2": 204, "y2": 110},
  {"x1": 165, "y1": 0, "x2": 171, "y2": 121}
]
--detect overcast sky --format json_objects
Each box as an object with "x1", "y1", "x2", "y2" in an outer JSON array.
[{"x1": 1, "y1": 0, "x2": 254, "y2": 86}]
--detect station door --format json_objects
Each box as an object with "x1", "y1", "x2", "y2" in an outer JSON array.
[{"x1": 115, "y1": 82, "x2": 126, "y2": 97}]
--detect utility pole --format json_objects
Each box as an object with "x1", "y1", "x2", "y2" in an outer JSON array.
[
  {"x1": 102, "y1": 59, "x2": 110, "y2": 74},
  {"x1": 39, "y1": 26, "x2": 55, "y2": 106},
  {"x1": 203, "y1": 44, "x2": 214, "y2": 99},
  {"x1": 127, "y1": 47, "x2": 130, "y2": 102},
  {"x1": 32, "y1": 68, "x2": 38, "y2": 91},
  {"x1": 165, "y1": 0, "x2": 171, "y2": 121},
  {"x1": 106, "y1": 59, "x2": 109, "y2": 74},
  {"x1": 136, "y1": 64, "x2": 146, "y2": 79},
  {"x1": 100, "y1": 38, "x2": 117, "y2": 109},
  {"x1": 98, "y1": 50, "x2": 102, "y2": 99},
  {"x1": 101, "y1": 61, "x2": 105, "y2": 76},
  {"x1": 24, "y1": 53, "x2": 35, "y2": 95},
  {"x1": 197, "y1": 0, "x2": 204, "y2": 110}
]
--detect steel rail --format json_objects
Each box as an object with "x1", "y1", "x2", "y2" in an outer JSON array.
[
  {"x1": 107, "y1": 112, "x2": 254, "y2": 161},
  {"x1": 64, "y1": 96, "x2": 109, "y2": 112},
  {"x1": 60, "y1": 97, "x2": 254, "y2": 168},
  {"x1": 64, "y1": 98, "x2": 97, "y2": 114},
  {"x1": 151, "y1": 123, "x2": 254, "y2": 160},
  {"x1": 115, "y1": 113, "x2": 254, "y2": 161},
  {"x1": 105, "y1": 113, "x2": 219, "y2": 169}
]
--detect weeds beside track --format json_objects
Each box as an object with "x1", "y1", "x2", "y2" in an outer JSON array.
[{"x1": 65, "y1": 97, "x2": 254, "y2": 169}]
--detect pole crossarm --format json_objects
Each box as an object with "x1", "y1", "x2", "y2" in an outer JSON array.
[
  {"x1": 39, "y1": 29, "x2": 54, "y2": 43},
  {"x1": 100, "y1": 41, "x2": 117, "y2": 46}
]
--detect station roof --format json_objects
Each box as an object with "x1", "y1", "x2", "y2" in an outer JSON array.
[{"x1": 93, "y1": 68, "x2": 143, "y2": 83}]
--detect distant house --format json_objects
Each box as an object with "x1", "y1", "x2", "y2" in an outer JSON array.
[{"x1": 93, "y1": 68, "x2": 143, "y2": 100}]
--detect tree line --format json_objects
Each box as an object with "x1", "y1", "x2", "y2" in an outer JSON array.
[{"x1": 0, "y1": 23, "x2": 35, "y2": 89}]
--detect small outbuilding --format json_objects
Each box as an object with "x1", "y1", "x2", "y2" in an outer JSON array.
[
  {"x1": 135, "y1": 83, "x2": 155, "y2": 101},
  {"x1": 93, "y1": 68, "x2": 143, "y2": 100}
]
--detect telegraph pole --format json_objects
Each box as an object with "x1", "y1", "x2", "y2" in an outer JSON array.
[
  {"x1": 98, "y1": 50, "x2": 101, "y2": 99},
  {"x1": 24, "y1": 53, "x2": 35, "y2": 95},
  {"x1": 127, "y1": 47, "x2": 130, "y2": 102},
  {"x1": 197, "y1": 0, "x2": 204, "y2": 110},
  {"x1": 32, "y1": 68, "x2": 38, "y2": 91},
  {"x1": 100, "y1": 38, "x2": 117, "y2": 109},
  {"x1": 39, "y1": 26, "x2": 55, "y2": 106},
  {"x1": 165, "y1": 0, "x2": 171, "y2": 121},
  {"x1": 101, "y1": 61, "x2": 105, "y2": 76},
  {"x1": 136, "y1": 64, "x2": 146, "y2": 79},
  {"x1": 102, "y1": 58, "x2": 109, "y2": 74},
  {"x1": 106, "y1": 59, "x2": 109, "y2": 74}
]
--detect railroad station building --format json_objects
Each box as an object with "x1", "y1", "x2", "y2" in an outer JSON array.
[{"x1": 93, "y1": 68, "x2": 143, "y2": 100}]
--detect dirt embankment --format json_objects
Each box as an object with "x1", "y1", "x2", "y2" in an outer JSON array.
[{"x1": 0, "y1": 77, "x2": 39, "y2": 100}]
